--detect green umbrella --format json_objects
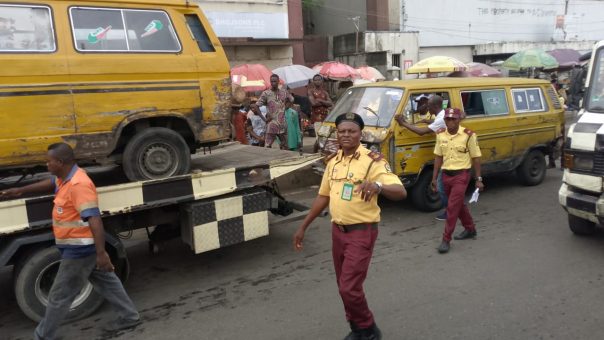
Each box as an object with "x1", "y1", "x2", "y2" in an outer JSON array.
[{"x1": 502, "y1": 49, "x2": 559, "y2": 70}]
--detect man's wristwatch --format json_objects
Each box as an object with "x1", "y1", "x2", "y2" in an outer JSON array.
[
  {"x1": 475, "y1": 176, "x2": 483, "y2": 182},
  {"x1": 375, "y1": 181, "x2": 383, "y2": 194}
]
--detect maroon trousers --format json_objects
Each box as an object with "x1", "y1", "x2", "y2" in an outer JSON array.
[
  {"x1": 332, "y1": 223, "x2": 378, "y2": 329},
  {"x1": 442, "y1": 170, "x2": 476, "y2": 242}
]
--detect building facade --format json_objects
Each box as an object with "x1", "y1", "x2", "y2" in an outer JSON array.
[{"x1": 196, "y1": 0, "x2": 303, "y2": 69}]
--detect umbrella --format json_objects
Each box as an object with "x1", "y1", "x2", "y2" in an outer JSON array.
[
  {"x1": 448, "y1": 62, "x2": 502, "y2": 77},
  {"x1": 406, "y1": 56, "x2": 467, "y2": 74},
  {"x1": 273, "y1": 64, "x2": 317, "y2": 89},
  {"x1": 547, "y1": 49, "x2": 581, "y2": 68},
  {"x1": 355, "y1": 66, "x2": 385, "y2": 81},
  {"x1": 314, "y1": 61, "x2": 359, "y2": 81},
  {"x1": 502, "y1": 49, "x2": 559, "y2": 70},
  {"x1": 230, "y1": 63, "x2": 273, "y2": 92}
]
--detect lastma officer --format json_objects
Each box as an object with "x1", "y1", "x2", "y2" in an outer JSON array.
[
  {"x1": 431, "y1": 108, "x2": 484, "y2": 254},
  {"x1": 293, "y1": 113, "x2": 406, "y2": 340}
]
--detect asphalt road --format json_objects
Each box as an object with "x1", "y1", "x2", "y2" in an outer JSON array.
[{"x1": 3, "y1": 164, "x2": 604, "y2": 340}]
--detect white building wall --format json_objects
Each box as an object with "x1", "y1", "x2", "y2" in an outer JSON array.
[{"x1": 402, "y1": 0, "x2": 604, "y2": 47}]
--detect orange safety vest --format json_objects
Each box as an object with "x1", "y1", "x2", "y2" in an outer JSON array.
[{"x1": 52, "y1": 166, "x2": 99, "y2": 247}]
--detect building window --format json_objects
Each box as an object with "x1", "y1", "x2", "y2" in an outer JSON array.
[
  {"x1": 511, "y1": 88, "x2": 548, "y2": 113},
  {"x1": 184, "y1": 14, "x2": 215, "y2": 52},
  {"x1": 70, "y1": 7, "x2": 181, "y2": 52},
  {"x1": 460, "y1": 89, "x2": 509, "y2": 117},
  {"x1": 392, "y1": 53, "x2": 401, "y2": 68},
  {"x1": 0, "y1": 4, "x2": 56, "y2": 52}
]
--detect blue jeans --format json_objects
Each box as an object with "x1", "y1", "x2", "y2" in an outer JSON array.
[
  {"x1": 34, "y1": 253, "x2": 139, "y2": 340},
  {"x1": 437, "y1": 170, "x2": 448, "y2": 208}
]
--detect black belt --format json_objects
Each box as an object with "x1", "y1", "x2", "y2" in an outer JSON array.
[
  {"x1": 333, "y1": 223, "x2": 378, "y2": 233},
  {"x1": 442, "y1": 169, "x2": 469, "y2": 176}
]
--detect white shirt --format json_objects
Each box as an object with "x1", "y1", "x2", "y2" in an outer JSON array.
[{"x1": 428, "y1": 109, "x2": 445, "y2": 132}]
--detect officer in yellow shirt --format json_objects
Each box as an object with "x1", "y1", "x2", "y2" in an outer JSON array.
[
  {"x1": 293, "y1": 112, "x2": 406, "y2": 340},
  {"x1": 431, "y1": 108, "x2": 484, "y2": 254}
]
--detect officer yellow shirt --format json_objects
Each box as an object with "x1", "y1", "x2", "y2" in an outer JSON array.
[
  {"x1": 413, "y1": 112, "x2": 435, "y2": 123},
  {"x1": 318, "y1": 145, "x2": 402, "y2": 225},
  {"x1": 433, "y1": 125, "x2": 482, "y2": 170}
]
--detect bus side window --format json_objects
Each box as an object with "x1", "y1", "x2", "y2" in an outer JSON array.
[{"x1": 184, "y1": 14, "x2": 215, "y2": 52}]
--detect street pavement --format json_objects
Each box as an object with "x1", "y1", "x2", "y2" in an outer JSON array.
[{"x1": 3, "y1": 165, "x2": 604, "y2": 340}]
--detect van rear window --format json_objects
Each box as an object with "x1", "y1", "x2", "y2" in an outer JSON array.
[
  {"x1": 0, "y1": 4, "x2": 55, "y2": 52},
  {"x1": 69, "y1": 7, "x2": 181, "y2": 53},
  {"x1": 184, "y1": 14, "x2": 215, "y2": 52},
  {"x1": 512, "y1": 88, "x2": 548, "y2": 113}
]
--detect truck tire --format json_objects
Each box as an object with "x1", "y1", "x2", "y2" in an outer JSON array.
[
  {"x1": 13, "y1": 246, "x2": 104, "y2": 323},
  {"x1": 411, "y1": 171, "x2": 442, "y2": 212},
  {"x1": 568, "y1": 214, "x2": 596, "y2": 236},
  {"x1": 123, "y1": 127, "x2": 191, "y2": 181},
  {"x1": 516, "y1": 149, "x2": 546, "y2": 186}
]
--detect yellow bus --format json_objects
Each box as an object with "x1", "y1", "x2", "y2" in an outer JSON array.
[{"x1": 0, "y1": 0, "x2": 231, "y2": 181}]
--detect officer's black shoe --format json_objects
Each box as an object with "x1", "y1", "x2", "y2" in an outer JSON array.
[
  {"x1": 454, "y1": 229, "x2": 477, "y2": 240},
  {"x1": 344, "y1": 322, "x2": 362, "y2": 340},
  {"x1": 360, "y1": 323, "x2": 382, "y2": 340},
  {"x1": 437, "y1": 241, "x2": 450, "y2": 254}
]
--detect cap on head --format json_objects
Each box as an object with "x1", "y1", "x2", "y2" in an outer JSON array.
[
  {"x1": 335, "y1": 112, "x2": 364, "y2": 130},
  {"x1": 444, "y1": 108, "x2": 462, "y2": 119}
]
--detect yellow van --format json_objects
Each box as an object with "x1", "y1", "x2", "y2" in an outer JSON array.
[
  {"x1": 317, "y1": 77, "x2": 565, "y2": 211},
  {"x1": 0, "y1": 0, "x2": 231, "y2": 181}
]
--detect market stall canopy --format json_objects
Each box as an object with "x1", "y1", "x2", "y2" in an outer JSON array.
[
  {"x1": 355, "y1": 66, "x2": 385, "y2": 81},
  {"x1": 231, "y1": 63, "x2": 273, "y2": 92},
  {"x1": 502, "y1": 49, "x2": 559, "y2": 70},
  {"x1": 547, "y1": 49, "x2": 581, "y2": 68},
  {"x1": 313, "y1": 61, "x2": 360, "y2": 81},
  {"x1": 448, "y1": 62, "x2": 502, "y2": 78},
  {"x1": 406, "y1": 56, "x2": 467, "y2": 74},
  {"x1": 272, "y1": 64, "x2": 317, "y2": 89}
]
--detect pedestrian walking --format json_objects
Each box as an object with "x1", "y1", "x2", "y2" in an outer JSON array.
[
  {"x1": 284, "y1": 98, "x2": 302, "y2": 151},
  {"x1": 395, "y1": 95, "x2": 449, "y2": 220},
  {"x1": 247, "y1": 103, "x2": 266, "y2": 147},
  {"x1": 257, "y1": 74, "x2": 293, "y2": 149},
  {"x1": 431, "y1": 109, "x2": 484, "y2": 254},
  {"x1": 293, "y1": 113, "x2": 406, "y2": 340},
  {"x1": 0, "y1": 143, "x2": 140, "y2": 340}
]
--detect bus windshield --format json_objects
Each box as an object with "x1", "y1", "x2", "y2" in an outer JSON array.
[
  {"x1": 325, "y1": 87, "x2": 403, "y2": 127},
  {"x1": 587, "y1": 46, "x2": 604, "y2": 113}
]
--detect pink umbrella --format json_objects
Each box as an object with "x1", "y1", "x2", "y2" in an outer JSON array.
[
  {"x1": 355, "y1": 66, "x2": 385, "y2": 81},
  {"x1": 547, "y1": 49, "x2": 581, "y2": 68},
  {"x1": 315, "y1": 61, "x2": 359, "y2": 81},
  {"x1": 230, "y1": 64, "x2": 273, "y2": 92},
  {"x1": 448, "y1": 62, "x2": 502, "y2": 77}
]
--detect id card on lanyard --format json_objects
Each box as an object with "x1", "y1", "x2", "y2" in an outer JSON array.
[{"x1": 341, "y1": 182, "x2": 354, "y2": 201}]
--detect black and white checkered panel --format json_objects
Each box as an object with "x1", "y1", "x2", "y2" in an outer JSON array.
[{"x1": 181, "y1": 189, "x2": 270, "y2": 254}]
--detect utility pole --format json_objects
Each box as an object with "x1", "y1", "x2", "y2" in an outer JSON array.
[{"x1": 348, "y1": 16, "x2": 360, "y2": 54}]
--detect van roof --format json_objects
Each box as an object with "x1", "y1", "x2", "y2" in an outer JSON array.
[
  {"x1": 53, "y1": 0, "x2": 190, "y2": 6},
  {"x1": 358, "y1": 77, "x2": 550, "y2": 90}
]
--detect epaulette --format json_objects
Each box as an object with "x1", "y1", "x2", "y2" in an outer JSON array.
[
  {"x1": 367, "y1": 151, "x2": 384, "y2": 162},
  {"x1": 463, "y1": 128, "x2": 474, "y2": 135},
  {"x1": 436, "y1": 128, "x2": 446, "y2": 134},
  {"x1": 323, "y1": 152, "x2": 338, "y2": 164}
]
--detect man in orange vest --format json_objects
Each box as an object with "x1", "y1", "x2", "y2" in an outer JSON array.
[{"x1": 1, "y1": 143, "x2": 140, "y2": 339}]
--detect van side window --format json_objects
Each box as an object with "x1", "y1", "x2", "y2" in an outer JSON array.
[
  {"x1": 0, "y1": 5, "x2": 55, "y2": 52},
  {"x1": 70, "y1": 7, "x2": 181, "y2": 52},
  {"x1": 460, "y1": 89, "x2": 509, "y2": 117},
  {"x1": 512, "y1": 88, "x2": 548, "y2": 113},
  {"x1": 184, "y1": 14, "x2": 215, "y2": 52}
]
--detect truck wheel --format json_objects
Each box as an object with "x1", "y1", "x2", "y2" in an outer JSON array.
[
  {"x1": 13, "y1": 247, "x2": 104, "y2": 323},
  {"x1": 411, "y1": 171, "x2": 442, "y2": 212},
  {"x1": 123, "y1": 127, "x2": 191, "y2": 181},
  {"x1": 516, "y1": 150, "x2": 546, "y2": 186},
  {"x1": 568, "y1": 214, "x2": 596, "y2": 236}
]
